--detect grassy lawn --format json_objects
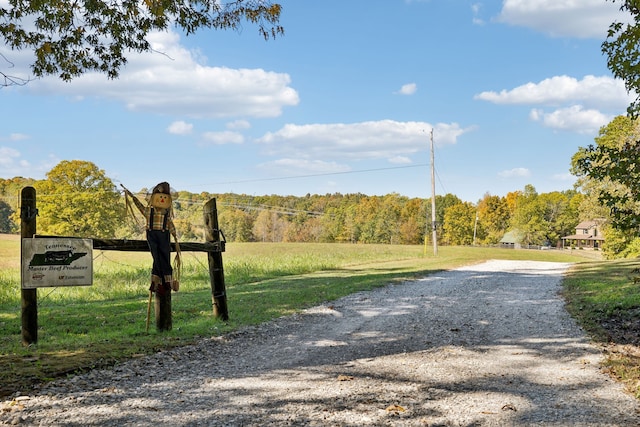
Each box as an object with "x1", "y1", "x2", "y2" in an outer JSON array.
[
  {"x1": 562, "y1": 257, "x2": 640, "y2": 398},
  {"x1": 1, "y1": 234, "x2": 629, "y2": 398}
]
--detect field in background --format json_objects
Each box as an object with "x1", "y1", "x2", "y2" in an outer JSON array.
[{"x1": 0, "y1": 234, "x2": 606, "y2": 398}]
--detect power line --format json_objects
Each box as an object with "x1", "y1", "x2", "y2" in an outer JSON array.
[
  {"x1": 0, "y1": 163, "x2": 435, "y2": 222},
  {"x1": 187, "y1": 163, "x2": 429, "y2": 187},
  {"x1": 0, "y1": 163, "x2": 429, "y2": 202}
]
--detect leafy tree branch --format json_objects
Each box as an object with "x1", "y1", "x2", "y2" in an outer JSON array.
[{"x1": 0, "y1": 0, "x2": 283, "y2": 84}]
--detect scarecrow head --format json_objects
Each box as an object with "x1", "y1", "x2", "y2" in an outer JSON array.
[{"x1": 150, "y1": 182, "x2": 172, "y2": 209}]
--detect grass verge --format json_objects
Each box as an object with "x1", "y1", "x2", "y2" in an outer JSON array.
[{"x1": 562, "y1": 258, "x2": 640, "y2": 398}]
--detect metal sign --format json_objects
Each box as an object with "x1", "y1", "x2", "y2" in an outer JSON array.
[{"x1": 22, "y1": 238, "x2": 93, "y2": 289}]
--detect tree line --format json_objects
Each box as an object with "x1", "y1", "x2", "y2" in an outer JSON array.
[
  {"x1": 0, "y1": 160, "x2": 582, "y2": 250},
  {"x1": 3, "y1": 108, "x2": 640, "y2": 261}
]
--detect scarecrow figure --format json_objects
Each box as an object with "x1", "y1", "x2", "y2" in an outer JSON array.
[{"x1": 121, "y1": 182, "x2": 181, "y2": 295}]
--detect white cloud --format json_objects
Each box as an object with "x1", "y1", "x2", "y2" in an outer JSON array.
[
  {"x1": 476, "y1": 75, "x2": 631, "y2": 134},
  {"x1": 472, "y1": 3, "x2": 485, "y2": 25},
  {"x1": 0, "y1": 133, "x2": 30, "y2": 142},
  {"x1": 0, "y1": 147, "x2": 22, "y2": 167},
  {"x1": 10, "y1": 133, "x2": 30, "y2": 141},
  {"x1": 15, "y1": 31, "x2": 299, "y2": 119},
  {"x1": 167, "y1": 121, "x2": 193, "y2": 135},
  {"x1": 396, "y1": 83, "x2": 417, "y2": 95},
  {"x1": 256, "y1": 120, "x2": 472, "y2": 162},
  {"x1": 227, "y1": 120, "x2": 251, "y2": 130},
  {"x1": 0, "y1": 146, "x2": 57, "y2": 178},
  {"x1": 200, "y1": 131, "x2": 244, "y2": 145},
  {"x1": 475, "y1": 75, "x2": 631, "y2": 109},
  {"x1": 530, "y1": 105, "x2": 611, "y2": 134},
  {"x1": 389, "y1": 156, "x2": 412, "y2": 164},
  {"x1": 496, "y1": 0, "x2": 630, "y2": 39},
  {"x1": 498, "y1": 167, "x2": 531, "y2": 178},
  {"x1": 552, "y1": 172, "x2": 576, "y2": 182}
]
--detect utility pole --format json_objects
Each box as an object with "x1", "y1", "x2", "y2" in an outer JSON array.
[
  {"x1": 473, "y1": 212, "x2": 479, "y2": 246},
  {"x1": 423, "y1": 129, "x2": 437, "y2": 256}
]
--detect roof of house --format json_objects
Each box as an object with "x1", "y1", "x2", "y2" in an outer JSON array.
[
  {"x1": 500, "y1": 230, "x2": 525, "y2": 244},
  {"x1": 575, "y1": 220, "x2": 600, "y2": 229},
  {"x1": 562, "y1": 219, "x2": 605, "y2": 240}
]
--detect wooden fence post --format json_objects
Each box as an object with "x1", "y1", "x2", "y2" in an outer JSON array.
[
  {"x1": 20, "y1": 186, "x2": 38, "y2": 345},
  {"x1": 203, "y1": 198, "x2": 228, "y2": 320},
  {"x1": 155, "y1": 291, "x2": 172, "y2": 331}
]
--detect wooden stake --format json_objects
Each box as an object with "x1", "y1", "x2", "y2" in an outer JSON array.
[{"x1": 145, "y1": 291, "x2": 152, "y2": 332}]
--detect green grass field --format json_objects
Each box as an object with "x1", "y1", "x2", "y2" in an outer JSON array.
[{"x1": 2, "y1": 234, "x2": 638, "y2": 398}]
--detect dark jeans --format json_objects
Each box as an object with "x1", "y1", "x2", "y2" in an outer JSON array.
[{"x1": 146, "y1": 229, "x2": 172, "y2": 293}]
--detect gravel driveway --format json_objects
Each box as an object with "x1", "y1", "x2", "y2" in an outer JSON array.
[{"x1": 2, "y1": 259, "x2": 640, "y2": 426}]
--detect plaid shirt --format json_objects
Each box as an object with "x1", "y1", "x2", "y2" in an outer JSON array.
[{"x1": 130, "y1": 194, "x2": 176, "y2": 235}]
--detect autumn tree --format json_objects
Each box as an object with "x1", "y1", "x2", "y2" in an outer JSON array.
[
  {"x1": 283, "y1": 213, "x2": 322, "y2": 243},
  {"x1": 0, "y1": 200, "x2": 13, "y2": 232},
  {"x1": 572, "y1": 115, "x2": 640, "y2": 232},
  {"x1": 476, "y1": 193, "x2": 509, "y2": 244},
  {"x1": 320, "y1": 206, "x2": 345, "y2": 243},
  {"x1": 0, "y1": 0, "x2": 283, "y2": 85},
  {"x1": 426, "y1": 194, "x2": 462, "y2": 245},
  {"x1": 399, "y1": 198, "x2": 426, "y2": 244},
  {"x1": 536, "y1": 191, "x2": 579, "y2": 246},
  {"x1": 597, "y1": 1, "x2": 640, "y2": 253},
  {"x1": 372, "y1": 194, "x2": 404, "y2": 244},
  {"x1": 321, "y1": 204, "x2": 359, "y2": 243},
  {"x1": 320, "y1": 194, "x2": 365, "y2": 243},
  {"x1": 0, "y1": 177, "x2": 35, "y2": 231},
  {"x1": 508, "y1": 185, "x2": 548, "y2": 246},
  {"x1": 442, "y1": 201, "x2": 476, "y2": 245},
  {"x1": 253, "y1": 209, "x2": 285, "y2": 242},
  {"x1": 354, "y1": 196, "x2": 382, "y2": 243},
  {"x1": 219, "y1": 207, "x2": 255, "y2": 242},
  {"x1": 34, "y1": 160, "x2": 122, "y2": 238},
  {"x1": 571, "y1": 115, "x2": 640, "y2": 256}
]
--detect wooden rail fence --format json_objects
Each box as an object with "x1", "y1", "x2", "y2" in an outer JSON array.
[{"x1": 20, "y1": 186, "x2": 227, "y2": 344}]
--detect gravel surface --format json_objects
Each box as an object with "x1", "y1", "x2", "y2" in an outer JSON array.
[{"x1": 2, "y1": 259, "x2": 640, "y2": 426}]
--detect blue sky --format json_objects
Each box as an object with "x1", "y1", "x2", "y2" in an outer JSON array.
[{"x1": 0, "y1": 0, "x2": 634, "y2": 203}]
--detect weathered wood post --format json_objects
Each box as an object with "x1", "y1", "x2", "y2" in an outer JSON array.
[
  {"x1": 154, "y1": 236, "x2": 173, "y2": 331},
  {"x1": 20, "y1": 186, "x2": 38, "y2": 345},
  {"x1": 204, "y1": 198, "x2": 228, "y2": 320},
  {"x1": 154, "y1": 290, "x2": 172, "y2": 331}
]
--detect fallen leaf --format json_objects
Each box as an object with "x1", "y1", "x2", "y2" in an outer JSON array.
[
  {"x1": 502, "y1": 403, "x2": 517, "y2": 412},
  {"x1": 386, "y1": 404, "x2": 406, "y2": 412},
  {"x1": 337, "y1": 375, "x2": 354, "y2": 381}
]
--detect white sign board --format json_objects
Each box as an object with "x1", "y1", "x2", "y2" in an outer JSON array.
[{"x1": 22, "y1": 238, "x2": 93, "y2": 289}]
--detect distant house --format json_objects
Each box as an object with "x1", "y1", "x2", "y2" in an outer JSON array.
[
  {"x1": 499, "y1": 230, "x2": 525, "y2": 249},
  {"x1": 561, "y1": 220, "x2": 604, "y2": 249}
]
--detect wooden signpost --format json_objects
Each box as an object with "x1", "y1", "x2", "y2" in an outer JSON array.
[
  {"x1": 20, "y1": 186, "x2": 38, "y2": 345},
  {"x1": 19, "y1": 187, "x2": 228, "y2": 342}
]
